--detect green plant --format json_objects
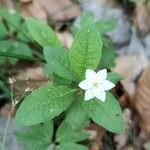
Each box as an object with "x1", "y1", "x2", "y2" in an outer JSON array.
[
  {"x1": 12, "y1": 13, "x2": 125, "y2": 150},
  {"x1": 129, "y1": 0, "x2": 150, "y2": 7},
  {"x1": 0, "y1": 8, "x2": 33, "y2": 65}
]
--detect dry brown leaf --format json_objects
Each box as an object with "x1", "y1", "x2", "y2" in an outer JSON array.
[
  {"x1": 13, "y1": 66, "x2": 48, "y2": 93},
  {"x1": 134, "y1": 1, "x2": 150, "y2": 36},
  {"x1": 114, "y1": 134, "x2": 128, "y2": 150},
  {"x1": 14, "y1": 66, "x2": 47, "y2": 81},
  {"x1": 113, "y1": 55, "x2": 148, "y2": 99},
  {"x1": 20, "y1": 1, "x2": 47, "y2": 21},
  {"x1": 37, "y1": 0, "x2": 81, "y2": 21},
  {"x1": 114, "y1": 108, "x2": 133, "y2": 150},
  {"x1": 95, "y1": 0, "x2": 120, "y2": 7},
  {"x1": 57, "y1": 32, "x2": 73, "y2": 48},
  {"x1": 87, "y1": 123, "x2": 105, "y2": 150},
  {"x1": 133, "y1": 65, "x2": 150, "y2": 134},
  {"x1": 1, "y1": 0, "x2": 15, "y2": 12}
]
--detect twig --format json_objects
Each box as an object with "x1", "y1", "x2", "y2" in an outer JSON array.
[{"x1": 1, "y1": 78, "x2": 15, "y2": 150}]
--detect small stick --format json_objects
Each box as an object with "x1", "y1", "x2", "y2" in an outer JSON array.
[{"x1": 1, "y1": 78, "x2": 15, "y2": 150}]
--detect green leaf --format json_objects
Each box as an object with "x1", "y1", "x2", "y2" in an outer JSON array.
[
  {"x1": 80, "y1": 12, "x2": 92, "y2": 26},
  {"x1": 53, "y1": 74, "x2": 72, "y2": 86},
  {"x1": 71, "y1": 25, "x2": 79, "y2": 37},
  {"x1": 44, "y1": 47, "x2": 76, "y2": 81},
  {"x1": 0, "y1": 8, "x2": 21, "y2": 33},
  {"x1": 26, "y1": 18, "x2": 60, "y2": 47},
  {"x1": 56, "y1": 121, "x2": 90, "y2": 143},
  {"x1": 57, "y1": 143, "x2": 88, "y2": 150},
  {"x1": 70, "y1": 19, "x2": 103, "y2": 80},
  {"x1": 71, "y1": 12, "x2": 92, "y2": 37},
  {"x1": 66, "y1": 96, "x2": 89, "y2": 130},
  {"x1": 83, "y1": 92, "x2": 125, "y2": 133},
  {"x1": 0, "y1": 40, "x2": 32, "y2": 65},
  {"x1": 107, "y1": 72, "x2": 124, "y2": 84},
  {"x1": 99, "y1": 37, "x2": 116, "y2": 68},
  {"x1": 16, "y1": 120, "x2": 53, "y2": 150},
  {"x1": 17, "y1": 22, "x2": 33, "y2": 42},
  {"x1": 15, "y1": 84, "x2": 77, "y2": 126},
  {"x1": 0, "y1": 22, "x2": 7, "y2": 39},
  {"x1": 96, "y1": 20, "x2": 116, "y2": 34},
  {"x1": 129, "y1": 0, "x2": 140, "y2": 4}
]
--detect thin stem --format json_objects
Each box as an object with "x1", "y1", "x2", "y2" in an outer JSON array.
[
  {"x1": 1, "y1": 82, "x2": 15, "y2": 150},
  {"x1": 0, "y1": 51, "x2": 46, "y2": 63}
]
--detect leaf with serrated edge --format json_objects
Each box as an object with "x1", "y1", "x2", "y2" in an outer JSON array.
[{"x1": 70, "y1": 19, "x2": 103, "y2": 80}]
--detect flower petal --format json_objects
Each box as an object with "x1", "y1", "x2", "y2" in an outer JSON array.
[
  {"x1": 102, "y1": 80, "x2": 115, "y2": 91},
  {"x1": 84, "y1": 90, "x2": 94, "y2": 101},
  {"x1": 78, "y1": 80, "x2": 89, "y2": 90},
  {"x1": 97, "y1": 69, "x2": 107, "y2": 80},
  {"x1": 95, "y1": 91, "x2": 106, "y2": 102},
  {"x1": 85, "y1": 69, "x2": 96, "y2": 80}
]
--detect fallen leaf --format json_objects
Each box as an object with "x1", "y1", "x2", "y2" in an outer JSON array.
[
  {"x1": 13, "y1": 66, "x2": 48, "y2": 93},
  {"x1": 87, "y1": 123, "x2": 105, "y2": 150},
  {"x1": 57, "y1": 32, "x2": 73, "y2": 48},
  {"x1": 37, "y1": 0, "x2": 81, "y2": 21},
  {"x1": 19, "y1": 1, "x2": 47, "y2": 21},
  {"x1": 133, "y1": 65, "x2": 150, "y2": 134},
  {"x1": 134, "y1": 1, "x2": 150, "y2": 36},
  {"x1": 113, "y1": 55, "x2": 148, "y2": 99}
]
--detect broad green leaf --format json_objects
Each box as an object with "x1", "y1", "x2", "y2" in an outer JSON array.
[
  {"x1": 15, "y1": 84, "x2": 77, "y2": 126},
  {"x1": 57, "y1": 143, "x2": 88, "y2": 150},
  {"x1": 17, "y1": 22, "x2": 33, "y2": 42},
  {"x1": 0, "y1": 8, "x2": 21, "y2": 33},
  {"x1": 83, "y1": 92, "x2": 125, "y2": 133},
  {"x1": 107, "y1": 72, "x2": 124, "y2": 84},
  {"x1": 96, "y1": 20, "x2": 116, "y2": 34},
  {"x1": 56, "y1": 121, "x2": 90, "y2": 143},
  {"x1": 26, "y1": 18, "x2": 60, "y2": 47},
  {"x1": 0, "y1": 23, "x2": 7, "y2": 39},
  {"x1": 66, "y1": 96, "x2": 89, "y2": 130},
  {"x1": 53, "y1": 74, "x2": 72, "y2": 86},
  {"x1": 0, "y1": 40, "x2": 32, "y2": 65},
  {"x1": 44, "y1": 47, "x2": 76, "y2": 81},
  {"x1": 70, "y1": 19, "x2": 103, "y2": 80},
  {"x1": 80, "y1": 12, "x2": 92, "y2": 26},
  {"x1": 99, "y1": 37, "x2": 116, "y2": 68},
  {"x1": 16, "y1": 120, "x2": 53, "y2": 150},
  {"x1": 71, "y1": 12, "x2": 92, "y2": 37}
]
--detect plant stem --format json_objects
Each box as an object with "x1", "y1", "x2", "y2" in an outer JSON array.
[
  {"x1": 1, "y1": 81, "x2": 15, "y2": 150},
  {"x1": 0, "y1": 51, "x2": 46, "y2": 63}
]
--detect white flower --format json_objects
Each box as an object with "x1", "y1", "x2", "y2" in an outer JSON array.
[{"x1": 78, "y1": 69, "x2": 115, "y2": 102}]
